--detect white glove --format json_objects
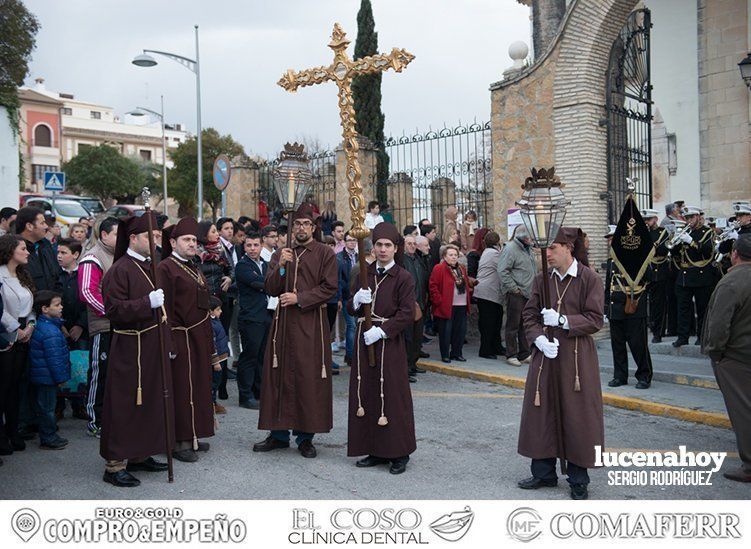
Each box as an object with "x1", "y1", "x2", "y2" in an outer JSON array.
[
  {"x1": 149, "y1": 289, "x2": 164, "y2": 309},
  {"x1": 727, "y1": 229, "x2": 739, "y2": 241},
  {"x1": 541, "y1": 308, "x2": 559, "y2": 327},
  {"x1": 535, "y1": 335, "x2": 559, "y2": 359},
  {"x1": 353, "y1": 288, "x2": 372, "y2": 311},
  {"x1": 363, "y1": 326, "x2": 386, "y2": 346},
  {"x1": 679, "y1": 232, "x2": 693, "y2": 245}
]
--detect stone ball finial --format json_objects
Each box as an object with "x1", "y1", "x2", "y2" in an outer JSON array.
[{"x1": 509, "y1": 41, "x2": 529, "y2": 69}]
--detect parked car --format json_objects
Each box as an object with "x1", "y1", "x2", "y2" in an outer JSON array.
[
  {"x1": 58, "y1": 195, "x2": 105, "y2": 215},
  {"x1": 104, "y1": 205, "x2": 145, "y2": 219},
  {"x1": 19, "y1": 192, "x2": 44, "y2": 207},
  {"x1": 24, "y1": 198, "x2": 93, "y2": 226}
]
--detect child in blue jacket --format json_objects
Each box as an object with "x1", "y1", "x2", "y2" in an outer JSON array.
[
  {"x1": 30, "y1": 291, "x2": 71, "y2": 450},
  {"x1": 209, "y1": 297, "x2": 229, "y2": 414}
]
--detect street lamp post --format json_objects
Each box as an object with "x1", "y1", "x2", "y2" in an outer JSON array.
[
  {"x1": 132, "y1": 25, "x2": 204, "y2": 218},
  {"x1": 738, "y1": 53, "x2": 751, "y2": 88},
  {"x1": 128, "y1": 96, "x2": 168, "y2": 215}
]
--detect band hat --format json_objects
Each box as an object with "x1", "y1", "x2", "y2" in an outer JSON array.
[
  {"x1": 733, "y1": 202, "x2": 751, "y2": 215},
  {"x1": 641, "y1": 208, "x2": 659, "y2": 219},
  {"x1": 682, "y1": 205, "x2": 702, "y2": 217},
  {"x1": 603, "y1": 224, "x2": 616, "y2": 238}
]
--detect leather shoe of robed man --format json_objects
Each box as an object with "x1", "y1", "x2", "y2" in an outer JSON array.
[
  {"x1": 197, "y1": 441, "x2": 210, "y2": 452},
  {"x1": 450, "y1": 356, "x2": 467, "y2": 362},
  {"x1": 635, "y1": 381, "x2": 651, "y2": 389},
  {"x1": 517, "y1": 477, "x2": 558, "y2": 489},
  {"x1": 126, "y1": 457, "x2": 168, "y2": 473},
  {"x1": 413, "y1": 366, "x2": 426, "y2": 373},
  {"x1": 103, "y1": 470, "x2": 141, "y2": 488},
  {"x1": 298, "y1": 439, "x2": 317, "y2": 458},
  {"x1": 172, "y1": 449, "x2": 199, "y2": 462},
  {"x1": 389, "y1": 457, "x2": 409, "y2": 475},
  {"x1": 723, "y1": 467, "x2": 751, "y2": 483},
  {"x1": 652, "y1": 335, "x2": 662, "y2": 343},
  {"x1": 356, "y1": 455, "x2": 390, "y2": 468},
  {"x1": 570, "y1": 484, "x2": 589, "y2": 500},
  {"x1": 409, "y1": 375, "x2": 417, "y2": 383},
  {"x1": 252, "y1": 436, "x2": 290, "y2": 452},
  {"x1": 672, "y1": 338, "x2": 689, "y2": 348}
]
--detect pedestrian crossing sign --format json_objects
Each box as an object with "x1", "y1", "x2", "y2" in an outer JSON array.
[{"x1": 44, "y1": 171, "x2": 66, "y2": 192}]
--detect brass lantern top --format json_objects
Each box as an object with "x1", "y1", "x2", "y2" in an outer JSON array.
[
  {"x1": 272, "y1": 142, "x2": 313, "y2": 212},
  {"x1": 515, "y1": 167, "x2": 570, "y2": 248}
]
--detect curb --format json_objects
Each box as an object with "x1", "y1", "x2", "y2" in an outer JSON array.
[
  {"x1": 597, "y1": 365, "x2": 719, "y2": 390},
  {"x1": 417, "y1": 359, "x2": 731, "y2": 430}
]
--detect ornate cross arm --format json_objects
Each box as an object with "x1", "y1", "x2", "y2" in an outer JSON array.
[
  {"x1": 278, "y1": 66, "x2": 335, "y2": 92},
  {"x1": 351, "y1": 48, "x2": 415, "y2": 75}
]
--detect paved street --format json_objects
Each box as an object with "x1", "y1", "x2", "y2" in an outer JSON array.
[{"x1": 0, "y1": 364, "x2": 743, "y2": 500}]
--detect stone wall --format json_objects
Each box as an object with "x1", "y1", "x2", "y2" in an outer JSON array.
[{"x1": 697, "y1": 0, "x2": 751, "y2": 215}]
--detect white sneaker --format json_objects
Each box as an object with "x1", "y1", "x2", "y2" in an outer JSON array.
[
  {"x1": 506, "y1": 357, "x2": 522, "y2": 367},
  {"x1": 522, "y1": 355, "x2": 532, "y2": 364}
]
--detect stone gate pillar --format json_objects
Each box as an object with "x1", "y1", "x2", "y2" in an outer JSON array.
[
  {"x1": 431, "y1": 177, "x2": 456, "y2": 227},
  {"x1": 225, "y1": 156, "x2": 260, "y2": 221},
  {"x1": 387, "y1": 173, "x2": 414, "y2": 228}
]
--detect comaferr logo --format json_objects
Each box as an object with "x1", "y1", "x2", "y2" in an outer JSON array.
[
  {"x1": 429, "y1": 506, "x2": 475, "y2": 542},
  {"x1": 550, "y1": 513, "x2": 741, "y2": 539}
]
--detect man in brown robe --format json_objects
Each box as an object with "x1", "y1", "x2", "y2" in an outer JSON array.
[
  {"x1": 253, "y1": 205, "x2": 338, "y2": 458},
  {"x1": 347, "y1": 222, "x2": 416, "y2": 474},
  {"x1": 517, "y1": 227, "x2": 605, "y2": 500},
  {"x1": 100, "y1": 213, "x2": 173, "y2": 487},
  {"x1": 157, "y1": 217, "x2": 215, "y2": 463}
]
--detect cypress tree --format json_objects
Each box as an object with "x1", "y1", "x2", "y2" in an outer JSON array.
[{"x1": 352, "y1": 0, "x2": 389, "y2": 205}]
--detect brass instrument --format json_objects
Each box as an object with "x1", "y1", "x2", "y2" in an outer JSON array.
[
  {"x1": 717, "y1": 221, "x2": 740, "y2": 243},
  {"x1": 664, "y1": 220, "x2": 688, "y2": 250}
]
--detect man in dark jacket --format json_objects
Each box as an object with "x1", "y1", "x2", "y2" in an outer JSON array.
[
  {"x1": 234, "y1": 232, "x2": 270, "y2": 409},
  {"x1": 702, "y1": 235, "x2": 751, "y2": 483},
  {"x1": 403, "y1": 234, "x2": 429, "y2": 380},
  {"x1": 337, "y1": 231, "x2": 358, "y2": 366},
  {"x1": 16, "y1": 206, "x2": 61, "y2": 291}
]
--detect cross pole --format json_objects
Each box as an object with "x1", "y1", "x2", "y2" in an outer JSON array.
[{"x1": 278, "y1": 23, "x2": 414, "y2": 367}]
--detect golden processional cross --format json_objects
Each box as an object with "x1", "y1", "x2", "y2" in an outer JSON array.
[{"x1": 278, "y1": 23, "x2": 414, "y2": 367}]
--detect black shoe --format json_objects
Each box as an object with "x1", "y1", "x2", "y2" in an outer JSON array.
[
  {"x1": 608, "y1": 378, "x2": 627, "y2": 387},
  {"x1": 635, "y1": 381, "x2": 651, "y2": 389},
  {"x1": 103, "y1": 470, "x2": 141, "y2": 487},
  {"x1": 651, "y1": 336, "x2": 662, "y2": 343},
  {"x1": 425, "y1": 329, "x2": 437, "y2": 337},
  {"x1": 197, "y1": 441, "x2": 210, "y2": 452},
  {"x1": 172, "y1": 448, "x2": 199, "y2": 462},
  {"x1": 10, "y1": 437, "x2": 25, "y2": 451},
  {"x1": 389, "y1": 458, "x2": 408, "y2": 475},
  {"x1": 18, "y1": 426, "x2": 37, "y2": 440},
  {"x1": 409, "y1": 376, "x2": 417, "y2": 383},
  {"x1": 479, "y1": 354, "x2": 497, "y2": 360},
  {"x1": 0, "y1": 439, "x2": 13, "y2": 455},
  {"x1": 218, "y1": 387, "x2": 229, "y2": 400},
  {"x1": 356, "y1": 455, "x2": 389, "y2": 468},
  {"x1": 253, "y1": 436, "x2": 290, "y2": 452},
  {"x1": 517, "y1": 476, "x2": 557, "y2": 489},
  {"x1": 298, "y1": 439, "x2": 317, "y2": 458},
  {"x1": 40, "y1": 438, "x2": 68, "y2": 450},
  {"x1": 413, "y1": 366, "x2": 426, "y2": 373},
  {"x1": 127, "y1": 457, "x2": 168, "y2": 472},
  {"x1": 450, "y1": 356, "x2": 467, "y2": 362},
  {"x1": 441, "y1": 357, "x2": 451, "y2": 363},
  {"x1": 570, "y1": 483, "x2": 588, "y2": 500},
  {"x1": 672, "y1": 338, "x2": 689, "y2": 348},
  {"x1": 418, "y1": 351, "x2": 430, "y2": 359}
]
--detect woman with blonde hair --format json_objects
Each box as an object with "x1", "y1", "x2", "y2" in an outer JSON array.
[{"x1": 67, "y1": 223, "x2": 88, "y2": 242}]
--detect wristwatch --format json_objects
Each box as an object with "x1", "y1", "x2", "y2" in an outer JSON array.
[{"x1": 558, "y1": 315, "x2": 566, "y2": 327}]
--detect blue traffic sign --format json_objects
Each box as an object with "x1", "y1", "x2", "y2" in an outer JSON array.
[{"x1": 44, "y1": 171, "x2": 66, "y2": 192}]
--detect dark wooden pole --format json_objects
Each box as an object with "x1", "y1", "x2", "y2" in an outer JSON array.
[
  {"x1": 143, "y1": 200, "x2": 174, "y2": 482},
  {"x1": 356, "y1": 239, "x2": 376, "y2": 366},
  {"x1": 540, "y1": 249, "x2": 567, "y2": 475},
  {"x1": 277, "y1": 210, "x2": 294, "y2": 420}
]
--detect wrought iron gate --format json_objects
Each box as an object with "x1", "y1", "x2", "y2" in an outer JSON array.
[{"x1": 605, "y1": 8, "x2": 653, "y2": 221}]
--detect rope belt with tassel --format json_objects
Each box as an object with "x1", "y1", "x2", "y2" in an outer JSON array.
[
  {"x1": 355, "y1": 315, "x2": 389, "y2": 426},
  {"x1": 171, "y1": 313, "x2": 211, "y2": 451},
  {"x1": 113, "y1": 323, "x2": 160, "y2": 407}
]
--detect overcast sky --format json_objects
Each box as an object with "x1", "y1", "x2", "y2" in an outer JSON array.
[{"x1": 23, "y1": 0, "x2": 530, "y2": 158}]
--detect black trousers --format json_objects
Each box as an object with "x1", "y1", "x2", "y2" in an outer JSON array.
[
  {"x1": 648, "y1": 280, "x2": 666, "y2": 337},
  {"x1": 676, "y1": 284, "x2": 712, "y2": 341},
  {"x1": 218, "y1": 297, "x2": 235, "y2": 391},
  {"x1": 237, "y1": 318, "x2": 270, "y2": 403},
  {"x1": 713, "y1": 357, "x2": 751, "y2": 472},
  {"x1": 610, "y1": 316, "x2": 653, "y2": 383},
  {"x1": 666, "y1": 269, "x2": 678, "y2": 336},
  {"x1": 403, "y1": 317, "x2": 424, "y2": 370},
  {"x1": 437, "y1": 305, "x2": 467, "y2": 359},
  {"x1": 85, "y1": 332, "x2": 110, "y2": 431},
  {"x1": 531, "y1": 458, "x2": 590, "y2": 485},
  {"x1": 476, "y1": 298, "x2": 504, "y2": 356},
  {"x1": 0, "y1": 343, "x2": 28, "y2": 443},
  {"x1": 505, "y1": 293, "x2": 531, "y2": 360}
]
